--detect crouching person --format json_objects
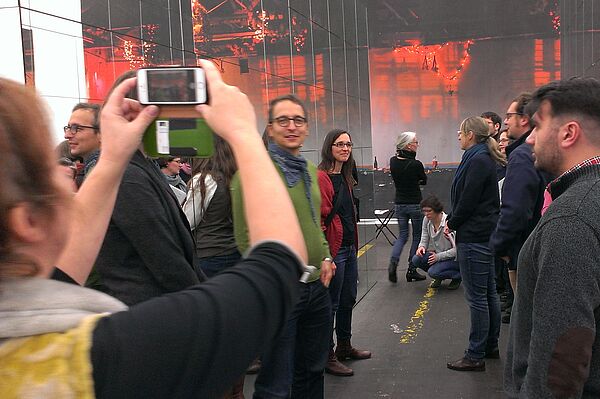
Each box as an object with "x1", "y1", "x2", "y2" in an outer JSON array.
[{"x1": 411, "y1": 196, "x2": 461, "y2": 289}]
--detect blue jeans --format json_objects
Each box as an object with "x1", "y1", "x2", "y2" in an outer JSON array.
[
  {"x1": 457, "y1": 242, "x2": 501, "y2": 359},
  {"x1": 328, "y1": 245, "x2": 358, "y2": 348},
  {"x1": 390, "y1": 204, "x2": 423, "y2": 267},
  {"x1": 196, "y1": 250, "x2": 242, "y2": 278},
  {"x1": 412, "y1": 252, "x2": 461, "y2": 280},
  {"x1": 254, "y1": 280, "x2": 331, "y2": 399}
]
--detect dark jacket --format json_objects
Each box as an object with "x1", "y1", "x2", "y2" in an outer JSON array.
[
  {"x1": 91, "y1": 151, "x2": 201, "y2": 305},
  {"x1": 389, "y1": 156, "x2": 427, "y2": 204},
  {"x1": 447, "y1": 152, "x2": 499, "y2": 243},
  {"x1": 489, "y1": 132, "x2": 550, "y2": 258}
]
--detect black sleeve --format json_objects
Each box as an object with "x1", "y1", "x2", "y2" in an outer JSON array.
[
  {"x1": 49, "y1": 267, "x2": 79, "y2": 285},
  {"x1": 416, "y1": 161, "x2": 427, "y2": 185},
  {"x1": 91, "y1": 241, "x2": 301, "y2": 399}
]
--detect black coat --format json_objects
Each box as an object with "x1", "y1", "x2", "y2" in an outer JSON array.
[{"x1": 91, "y1": 151, "x2": 202, "y2": 305}]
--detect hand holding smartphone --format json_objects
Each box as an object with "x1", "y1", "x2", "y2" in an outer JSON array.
[
  {"x1": 137, "y1": 67, "x2": 207, "y2": 105},
  {"x1": 137, "y1": 66, "x2": 213, "y2": 157}
]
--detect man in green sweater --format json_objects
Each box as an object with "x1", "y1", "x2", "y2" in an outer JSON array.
[{"x1": 231, "y1": 94, "x2": 334, "y2": 398}]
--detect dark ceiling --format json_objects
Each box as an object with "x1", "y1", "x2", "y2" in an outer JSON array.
[{"x1": 368, "y1": 0, "x2": 559, "y2": 47}]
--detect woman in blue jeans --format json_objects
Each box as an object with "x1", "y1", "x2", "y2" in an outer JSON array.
[
  {"x1": 182, "y1": 135, "x2": 243, "y2": 397},
  {"x1": 318, "y1": 129, "x2": 371, "y2": 377},
  {"x1": 445, "y1": 116, "x2": 506, "y2": 372},
  {"x1": 388, "y1": 132, "x2": 428, "y2": 283},
  {"x1": 411, "y1": 195, "x2": 461, "y2": 290}
]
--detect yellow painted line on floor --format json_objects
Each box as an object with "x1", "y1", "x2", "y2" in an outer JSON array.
[
  {"x1": 397, "y1": 287, "x2": 437, "y2": 344},
  {"x1": 357, "y1": 243, "x2": 373, "y2": 258}
]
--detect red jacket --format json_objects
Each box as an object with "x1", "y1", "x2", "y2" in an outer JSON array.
[{"x1": 317, "y1": 170, "x2": 359, "y2": 258}]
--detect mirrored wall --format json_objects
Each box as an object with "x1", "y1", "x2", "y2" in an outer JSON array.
[{"x1": 1, "y1": 0, "x2": 378, "y2": 297}]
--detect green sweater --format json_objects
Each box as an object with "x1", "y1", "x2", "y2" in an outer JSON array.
[{"x1": 231, "y1": 160, "x2": 330, "y2": 282}]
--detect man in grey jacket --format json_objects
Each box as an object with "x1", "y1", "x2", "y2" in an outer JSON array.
[{"x1": 504, "y1": 77, "x2": 600, "y2": 398}]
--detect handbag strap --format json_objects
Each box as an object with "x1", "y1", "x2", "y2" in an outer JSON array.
[{"x1": 324, "y1": 176, "x2": 345, "y2": 227}]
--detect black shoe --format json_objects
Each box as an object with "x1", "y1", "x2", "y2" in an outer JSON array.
[
  {"x1": 447, "y1": 279, "x2": 461, "y2": 290},
  {"x1": 447, "y1": 356, "x2": 485, "y2": 372},
  {"x1": 388, "y1": 261, "x2": 398, "y2": 283},
  {"x1": 484, "y1": 349, "x2": 500, "y2": 359},
  {"x1": 430, "y1": 278, "x2": 443, "y2": 288},
  {"x1": 406, "y1": 269, "x2": 426, "y2": 282}
]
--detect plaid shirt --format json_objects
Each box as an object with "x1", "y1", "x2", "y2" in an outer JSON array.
[{"x1": 547, "y1": 156, "x2": 600, "y2": 195}]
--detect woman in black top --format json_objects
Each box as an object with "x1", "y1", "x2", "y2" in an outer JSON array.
[
  {"x1": 388, "y1": 132, "x2": 428, "y2": 283},
  {"x1": 0, "y1": 61, "x2": 309, "y2": 398}
]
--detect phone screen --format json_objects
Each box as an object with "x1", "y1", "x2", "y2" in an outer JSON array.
[{"x1": 146, "y1": 69, "x2": 196, "y2": 103}]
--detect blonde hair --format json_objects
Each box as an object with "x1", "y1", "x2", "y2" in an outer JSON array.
[{"x1": 459, "y1": 117, "x2": 506, "y2": 166}]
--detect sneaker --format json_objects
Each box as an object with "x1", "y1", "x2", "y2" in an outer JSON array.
[
  {"x1": 447, "y1": 279, "x2": 461, "y2": 290},
  {"x1": 430, "y1": 278, "x2": 442, "y2": 288}
]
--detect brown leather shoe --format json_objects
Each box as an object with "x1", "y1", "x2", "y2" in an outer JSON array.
[
  {"x1": 335, "y1": 339, "x2": 372, "y2": 360},
  {"x1": 447, "y1": 356, "x2": 485, "y2": 372},
  {"x1": 325, "y1": 349, "x2": 354, "y2": 376}
]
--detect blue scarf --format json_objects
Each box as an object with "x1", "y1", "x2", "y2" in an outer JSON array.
[
  {"x1": 268, "y1": 143, "x2": 316, "y2": 223},
  {"x1": 451, "y1": 142, "x2": 488, "y2": 205}
]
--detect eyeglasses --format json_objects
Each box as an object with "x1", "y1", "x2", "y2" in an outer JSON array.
[
  {"x1": 332, "y1": 141, "x2": 353, "y2": 149},
  {"x1": 64, "y1": 124, "x2": 98, "y2": 134},
  {"x1": 505, "y1": 112, "x2": 523, "y2": 119},
  {"x1": 272, "y1": 116, "x2": 307, "y2": 127},
  {"x1": 409, "y1": 140, "x2": 419, "y2": 146},
  {"x1": 171, "y1": 159, "x2": 182, "y2": 164}
]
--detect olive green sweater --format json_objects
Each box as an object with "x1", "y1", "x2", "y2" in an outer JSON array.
[{"x1": 230, "y1": 160, "x2": 330, "y2": 282}]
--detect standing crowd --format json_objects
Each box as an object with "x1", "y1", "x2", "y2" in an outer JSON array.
[{"x1": 1, "y1": 58, "x2": 600, "y2": 399}]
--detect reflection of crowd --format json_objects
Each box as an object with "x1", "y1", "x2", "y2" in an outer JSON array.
[{"x1": 2, "y1": 62, "x2": 600, "y2": 398}]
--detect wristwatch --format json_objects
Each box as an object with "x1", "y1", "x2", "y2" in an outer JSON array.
[{"x1": 323, "y1": 257, "x2": 333, "y2": 263}]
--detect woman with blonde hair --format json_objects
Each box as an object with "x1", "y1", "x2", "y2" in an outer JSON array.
[
  {"x1": 388, "y1": 131, "x2": 427, "y2": 283},
  {"x1": 445, "y1": 116, "x2": 505, "y2": 372}
]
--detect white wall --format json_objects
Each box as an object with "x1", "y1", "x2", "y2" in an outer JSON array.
[
  {"x1": 2, "y1": 0, "x2": 86, "y2": 144},
  {"x1": 0, "y1": 0, "x2": 25, "y2": 82}
]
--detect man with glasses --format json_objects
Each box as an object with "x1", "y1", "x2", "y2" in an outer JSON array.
[
  {"x1": 231, "y1": 94, "x2": 334, "y2": 398},
  {"x1": 64, "y1": 103, "x2": 102, "y2": 179},
  {"x1": 489, "y1": 93, "x2": 549, "y2": 324}
]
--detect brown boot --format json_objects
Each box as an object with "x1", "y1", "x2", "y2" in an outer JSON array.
[
  {"x1": 325, "y1": 349, "x2": 354, "y2": 376},
  {"x1": 335, "y1": 339, "x2": 372, "y2": 360}
]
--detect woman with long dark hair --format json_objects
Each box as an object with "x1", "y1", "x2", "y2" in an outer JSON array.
[
  {"x1": 445, "y1": 116, "x2": 506, "y2": 372},
  {"x1": 318, "y1": 129, "x2": 371, "y2": 377},
  {"x1": 184, "y1": 135, "x2": 240, "y2": 277},
  {"x1": 388, "y1": 132, "x2": 427, "y2": 283}
]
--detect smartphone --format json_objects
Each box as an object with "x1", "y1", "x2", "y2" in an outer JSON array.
[
  {"x1": 143, "y1": 118, "x2": 214, "y2": 158},
  {"x1": 137, "y1": 67, "x2": 207, "y2": 105}
]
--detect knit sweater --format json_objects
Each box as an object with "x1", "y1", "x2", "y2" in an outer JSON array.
[
  {"x1": 231, "y1": 160, "x2": 330, "y2": 282},
  {"x1": 504, "y1": 163, "x2": 600, "y2": 398}
]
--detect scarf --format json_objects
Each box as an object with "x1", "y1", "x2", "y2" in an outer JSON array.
[
  {"x1": 268, "y1": 143, "x2": 317, "y2": 223},
  {"x1": 451, "y1": 142, "x2": 488, "y2": 205},
  {"x1": 164, "y1": 173, "x2": 187, "y2": 193},
  {"x1": 0, "y1": 278, "x2": 127, "y2": 339},
  {"x1": 396, "y1": 149, "x2": 416, "y2": 160}
]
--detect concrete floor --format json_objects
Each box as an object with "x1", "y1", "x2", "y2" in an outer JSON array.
[{"x1": 244, "y1": 228, "x2": 509, "y2": 399}]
